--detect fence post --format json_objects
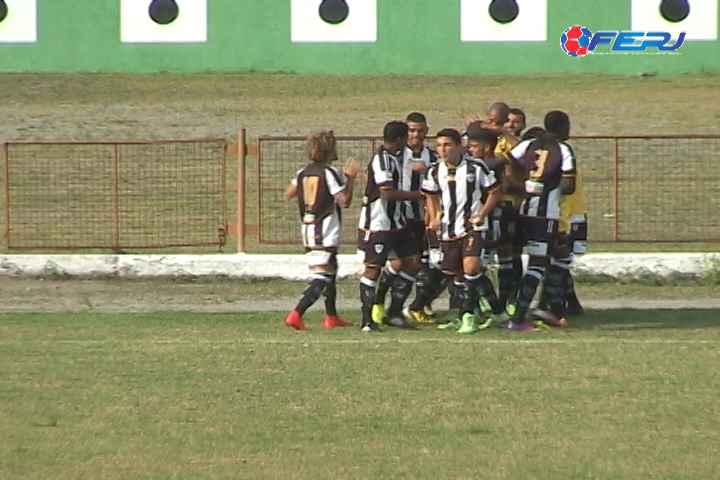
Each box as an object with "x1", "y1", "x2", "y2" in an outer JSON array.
[
  {"x1": 237, "y1": 128, "x2": 247, "y2": 253},
  {"x1": 612, "y1": 137, "x2": 619, "y2": 242},
  {"x1": 110, "y1": 144, "x2": 120, "y2": 251},
  {"x1": 2, "y1": 142, "x2": 9, "y2": 250},
  {"x1": 256, "y1": 136, "x2": 262, "y2": 244}
]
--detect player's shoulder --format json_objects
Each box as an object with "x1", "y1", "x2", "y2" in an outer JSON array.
[{"x1": 559, "y1": 141, "x2": 576, "y2": 157}]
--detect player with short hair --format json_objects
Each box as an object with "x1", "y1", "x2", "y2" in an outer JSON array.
[
  {"x1": 422, "y1": 128, "x2": 503, "y2": 334},
  {"x1": 358, "y1": 121, "x2": 422, "y2": 332},
  {"x1": 506, "y1": 108, "x2": 527, "y2": 137},
  {"x1": 537, "y1": 145, "x2": 587, "y2": 316},
  {"x1": 284, "y1": 130, "x2": 360, "y2": 330},
  {"x1": 503, "y1": 111, "x2": 576, "y2": 330},
  {"x1": 373, "y1": 112, "x2": 440, "y2": 325}
]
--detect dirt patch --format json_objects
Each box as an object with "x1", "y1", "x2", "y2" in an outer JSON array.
[{"x1": 1, "y1": 278, "x2": 719, "y2": 313}]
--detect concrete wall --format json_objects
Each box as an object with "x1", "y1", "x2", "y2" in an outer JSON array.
[
  {"x1": 0, "y1": 253, "x2": 717, "y2": 282},
  {"x1": 0, "y1": 0, "x2": 717, "y2": 74}
]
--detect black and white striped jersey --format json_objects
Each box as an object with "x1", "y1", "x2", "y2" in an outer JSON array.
[
  {"x1": 358, "y1": 148, "x2": 405, "y2": 232},
  {"x1": 422, "y1": 155, "x2": 499, "y2": 241},
  {"x1": 508, "y1": 138, "x2": 576, "y2": 219},
  {"x1": 399, "y1": 145, "x2": 438, "y2": 221}
]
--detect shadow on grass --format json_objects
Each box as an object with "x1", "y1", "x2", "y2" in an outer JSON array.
[{"x1": 571, "y1": 309, "x2": 720, "y2": 331}]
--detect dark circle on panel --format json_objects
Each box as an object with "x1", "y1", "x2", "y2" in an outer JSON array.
[
  {"x1": 659, "y1": 0, "x2": 690, "y2": 23},
  {"x1": 0, "y1": 1, "x2": 8, "y2": 24},
  {"x1": 489, "y1": 0, "x2": 520, "y2": 24},
  {"x1": 149, "y1": 0, "x2": 180, "y2": 26},
  {"x1": 319, "y1": 0, "x2": 350, "y2": 25}
]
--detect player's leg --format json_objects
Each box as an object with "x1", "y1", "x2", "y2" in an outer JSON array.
[
  {"x1": 384, "y1": 228, "x2": 420, "y2": 329},
  {"x1": 532, "y1": 237, "x2": 570, "y2": 328},
  {"x1": 495, "y1": 204, "x2": 516, "y2": 311},
  {"x1": 357, "y1": 229, "x2": 391, "y2": 332},
  {"x1": 422, "y1": 229, "x2": 448, "y2": 316},
  {"x1": 566, "y1": 215, "x2": 588, "y2": 315},
  {"x1": 320, "y1": 250, "x2": 353, "y2": 328},
  {"x1": 286, "y1": 249, "x2": 335, "y2": 331},
  {"x1": 460, "y1": 231, "x2": 508, "y2": 332},
  {"x1": 406, "y1": 221, "x2": 438, "y2": 324},
  {"x1": 508, "y1": 216, "x2": 558, "y2": 331},
  {"x1": 437, "y1": 240, "x2": 464, "y2": 330}
]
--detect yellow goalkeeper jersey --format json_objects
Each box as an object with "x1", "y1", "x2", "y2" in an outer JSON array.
[
  {"x1": 494, "y1": 135, "x2": 523, "y2": 206},
  {"x1": 560, "y1": 174, "x2": 587, "y2": 233}
]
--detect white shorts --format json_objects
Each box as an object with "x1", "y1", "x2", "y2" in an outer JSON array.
[{"x1": 305, "y1": 249, "x2": 337, "y2": 268}]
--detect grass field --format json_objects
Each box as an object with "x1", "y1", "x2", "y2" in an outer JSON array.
[
  {"x1": 2, "y1": 73, "x2": 720, "y2": 252},
  {"x1": 1, "y1": 309, "x2": 719, "y2": 480}
]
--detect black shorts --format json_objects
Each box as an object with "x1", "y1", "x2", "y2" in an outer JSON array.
[
  {"x1": 519, "y1": 215, "x2": 559, "y2": 257},
  {"x1": 493, "y1": 202, "x2": 521, "y2": 250},
  {"x1": 357, "y1": 227, "x2": 419, "y2": 267},
  {"x1": 406, "y1": 218, "x2": 428, "y2": 254},
  {"x1": 570, "y1": 217, "x2": 588, "y2": 255},
  {"x1": 440, "y1": 230, "x2": 492, "y2": 274}
]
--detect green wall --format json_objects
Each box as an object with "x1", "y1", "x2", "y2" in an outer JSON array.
[{"x1": 0, "y1": 0, "x2": 718, "y2": 74}]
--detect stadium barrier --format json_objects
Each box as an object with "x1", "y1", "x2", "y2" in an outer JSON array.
[
  {"x1": 232, "y1": 133, "x2": 720, "y2": 252},
  {"x1": 1, "y1": 138, "x2": 228, "y2": 251},
  {"x1": 3, "y1": 131, "x2": 719, "y2": 253}
]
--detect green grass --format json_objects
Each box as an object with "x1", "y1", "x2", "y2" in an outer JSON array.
[
  {"x1": 1, "y1": 310, "x2": 719, "y2": 480},
  {"x1": 2, "y1": 73, "x2": 720, "y2": 252}
]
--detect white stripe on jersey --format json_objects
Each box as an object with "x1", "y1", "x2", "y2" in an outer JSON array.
[
  {"x1": 294, "y1": 166, "x2": 346, "y2": 248},
  {"x1": 302, "y1": 216, "x2": 341, "y2": 248},
  {"x1": 399, "y1": 146, "x2": 434, "y2": 221},
  {"x1": 358, "y1": 150, "x2": 405, "y2": 232},
  {"x1": 510, "y1": 140, "x2": 576, "y2": 220},
  {"x1": 422, "y1": 155, "x2": 498, "y2": 241}
]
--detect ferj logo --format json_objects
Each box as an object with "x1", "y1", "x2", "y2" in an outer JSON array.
[{"x1": 560, "y1": 25, "x2": 685, "y2": 57}]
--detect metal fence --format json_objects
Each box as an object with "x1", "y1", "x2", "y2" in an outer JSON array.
[
  {"x1": 237, "y1": 134, "x2": 720, "y2": 248},
  {"x1": 1, "y1": 139, "x2": 228, "y2": 251}
]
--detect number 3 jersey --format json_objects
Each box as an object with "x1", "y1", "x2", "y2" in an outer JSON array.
[
  {"x1": 421, "y1": 155, "x2": 499, "y2": 241},
  {"x1": 507, "y1": 137, "x2": 576, "y2": 219},
  {"x1": 292, "y1": 163, "x2": 346, "y2": 248}
]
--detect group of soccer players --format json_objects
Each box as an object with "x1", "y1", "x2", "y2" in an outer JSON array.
[{"x1": 284, "y1": 103, "x2": 587, "y2": 333}]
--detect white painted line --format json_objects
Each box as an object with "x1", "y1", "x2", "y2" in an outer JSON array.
[{"x1": 0, "y1": 338, "x2": 717, "y2": 347}]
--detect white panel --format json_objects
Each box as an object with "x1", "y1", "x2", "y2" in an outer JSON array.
[
  {"x1": 461, "y1": 0, "x2": 547, "y2": 42},
  {"x1": 121, "y1": 0, "x2": 207, "y2": 43},
  {"x1": 0, "y1": 0, "x2": 37, "y2": 43},
  {"x1": 291, "y1": 0, "x2": 376, "y2": 43},
  {"x1": 631, "y1": 0, "x2": 717, "y2": 41}
]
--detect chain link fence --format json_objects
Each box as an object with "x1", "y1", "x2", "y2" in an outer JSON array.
[
  {"x1": 2, "y1": 139, "x2": 228, "y2": 250},
  {"x1": 247, "y1": 135, "x2": 720, "y2": 246}
]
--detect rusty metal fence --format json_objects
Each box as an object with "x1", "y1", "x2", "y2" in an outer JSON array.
[
  {"x1": 1, "y1": 139, "x2": 228, "y2": 251},
  {"x1": 236, "y1": 134, "x2": 720, "y2": 249}
]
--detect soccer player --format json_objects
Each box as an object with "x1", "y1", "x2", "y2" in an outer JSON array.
[
  {"x1": 503, "y1": 111, "x2": 577, "y2": 330},
  {"x1": 544, "y1": 145, "x2": 587, "y2": 316},
  {"x1": 421, "y1": 128, "x2": 504, "y2": 334},
  {"x1": 358, "y1": 121, "x2": 422, "y2": 332},
  {"x1": 284, "y1": 130, "x2": 361, "y2": 330},
  {"x1": 505, "y1": 108, "x2": 527, "y2": 138},
  {"x1": 374, "y1": 112, "x2": 441, "y2": 325}
]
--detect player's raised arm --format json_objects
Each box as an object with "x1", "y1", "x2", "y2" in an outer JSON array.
[
  {"x1": 284, "y1": 171, "x2": 301, "y2": 200},
  {"x1": 331, "y1": 158, "x2": 361, "y2": 208}
]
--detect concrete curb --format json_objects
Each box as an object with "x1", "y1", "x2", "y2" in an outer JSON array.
[{"x1": 0, "y1": 253, "x2": 718, "y2": 281}]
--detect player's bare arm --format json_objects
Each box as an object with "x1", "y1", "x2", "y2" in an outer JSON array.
[
  {"x1": 424, "y1": 193, "x2": 441, "y2": 231},
  {"x1": 380, "y1": 187, "x2": 423, "y2": 202},
  {"x1": 284, "y1": 183, "x2": 298, "y2": 200},
  {"x1": 333, "y1": 158, "x2": 361, "y2": 208},
  {"x1": 470, "y1": 186, "x2": 501, "y2": 226}
]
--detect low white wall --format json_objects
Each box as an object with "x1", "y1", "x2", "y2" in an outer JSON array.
[{"x1": 0, "y1": 253, "x2": 717, "y2": 281}]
